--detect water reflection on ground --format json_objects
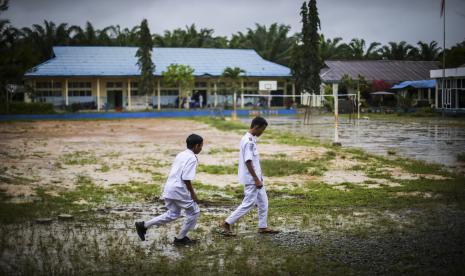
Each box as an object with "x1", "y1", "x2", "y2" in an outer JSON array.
[{"x1": 249, "y1": 115, "x2": 465, "y2": 168}]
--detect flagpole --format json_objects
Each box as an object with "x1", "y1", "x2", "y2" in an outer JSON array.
[{"x1": 442, "y1": 0, "x2": 446, "y2": 116}]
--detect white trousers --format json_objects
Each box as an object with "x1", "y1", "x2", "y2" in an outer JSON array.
[
  {"x1": 225, "y1": 184, "x2": 268, "y2": 228},
  {"x1": 145, "y1": 198, "x2": 200, "y2": 239}
]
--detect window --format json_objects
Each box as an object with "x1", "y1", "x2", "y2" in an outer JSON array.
[
  {"x1": 69, "y1": 82, "x2": 92, "y2": 97},
  {"x1": 195, "y1": 82, "x2": 207, "y2": 88},
  {"x1": 245, "y1": 82, "x2": 258, "y2": 88},
  {"x1": 35, "y1": 81, "x2": 62, "y2": 97},
  {"x1": 106, "y1": 82, "x2": 123, "y2": 89},
  {"x1": 160, "y1": 89, "x2": 179, "y2": 96},
  {"x1": 130, "y1": 82, "x2": 143, "y2": 96}
]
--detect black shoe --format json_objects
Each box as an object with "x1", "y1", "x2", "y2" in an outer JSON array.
[
  {"x1": 135, "y1": 221, "x2": 147, "y2": 241},
  {"x1": 173, "y1": 236, "x2": 196, "y2": 245}
]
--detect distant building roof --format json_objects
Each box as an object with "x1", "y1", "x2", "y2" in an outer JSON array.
[
  {"x1": 321, "y1": 60, "x2": 439, "y2": 83},
  {"x1": 25, "y1": 46, "x2": 291, "y2": 78},
  {"x1": 391, "y1": 79, "x2": 436, "y2": 90}
]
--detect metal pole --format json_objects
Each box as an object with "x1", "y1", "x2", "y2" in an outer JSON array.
[
  {"x1": 441, "y1": 0, "x2": 446, "y2": 116},
  {"x1": 357, "y1": 80, "x2": 360, "y2": 120},
  {"x1": 5, "y1": 86, "x2": 9, "y2": 114}
]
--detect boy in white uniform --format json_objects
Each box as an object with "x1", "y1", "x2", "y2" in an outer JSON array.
[
  {"x1": 220, "y1": 116, "x2": 279, "y2": 235},
  {"x1": 135, "y1": 134, "x2": 203, "y2": 245}
]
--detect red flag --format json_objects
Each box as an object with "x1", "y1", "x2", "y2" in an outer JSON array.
[{"x1": 440, "y1": 0, "x2": 445, "y2": 17}]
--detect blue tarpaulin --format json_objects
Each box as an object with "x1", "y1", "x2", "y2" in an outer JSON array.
[{"x1": 391, "y1": 79, "x2": 436, "y2": 89}]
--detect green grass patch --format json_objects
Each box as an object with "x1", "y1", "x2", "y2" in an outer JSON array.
[
  {"x1": 208, "y1": 147, "x2": 237, "y2": 154},
  {"x1": 198, "y1": 164, "x2": 236, "y2": 174},
  {"x1": 61, "y1": 151, "x2": 98, "y2": 165}
]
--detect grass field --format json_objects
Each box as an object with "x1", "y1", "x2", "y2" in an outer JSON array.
[{"x1": 0, "y1": 117, "x2": 464, "y2": 275}]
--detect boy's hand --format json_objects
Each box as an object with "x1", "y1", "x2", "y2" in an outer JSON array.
[{"x1": 254, "y1": 177, "x2": 263, "y2": 189}]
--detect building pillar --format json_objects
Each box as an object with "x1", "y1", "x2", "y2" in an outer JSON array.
[
  {"x1": 97, "y1": 78, "x2": 101, "y2": 111},
  {"x1": 24, "y1": 80, "x2": 32, "y2": 103},
  {"x1": 428, "y1": 88, "x2": 431, "y2": 104},
  {"x1": 435, "y1": 79, "x2": 439, "y2": 108},
  {"x1": 127, "y1": 79, "x2": 132, "y2": 110},
  {"x1": 214, "y1": 82, "x2": 218, "y2": 107},
  {"x1": 240, "y1": 79, "x2": 244, "y2": 108},
  {"x1": 455, "y1": 79, "x2": 459, "y2": 109},
  {"x1": 65, "y1": 79, "x2": 69, "y2": 106},
  {"x1": 291, "y1": 82, "x2": 295, "y2": 102},
  {"x1": 157, "y1": 79, "x2": 161, "y2": 111}
]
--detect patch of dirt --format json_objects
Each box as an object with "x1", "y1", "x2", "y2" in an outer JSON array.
[
  {"x1": 383, "y1": 167, "x2": 450, "y2": 181},
  {"x1": 395, "y1": 191, "x2": 441, "y2": 199},
  {"x1": 323, "y1": 170, "x2": 370, "y2": 185}
]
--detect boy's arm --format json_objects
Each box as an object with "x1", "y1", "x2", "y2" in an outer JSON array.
[
  {"x1": 245, "y1": 160, "x2": 263, "y2": 189},
  {"x1": 184, "y1": 180, "x2": 199, "y2": 202}
]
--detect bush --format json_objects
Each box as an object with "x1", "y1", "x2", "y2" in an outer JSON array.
[{"x1": 0, "y1": 102, "x2": 56, "y2": 115}]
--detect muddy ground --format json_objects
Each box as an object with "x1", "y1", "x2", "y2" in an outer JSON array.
[{"x1": 1, "y1": 118, "x2": 464, "y2": 275}]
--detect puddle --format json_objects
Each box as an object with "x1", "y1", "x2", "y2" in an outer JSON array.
[{"x1": 252, "y1": 116, "x2": 465, "y2": 167}]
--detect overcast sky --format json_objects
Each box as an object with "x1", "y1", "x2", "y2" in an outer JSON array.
[{"x1": 3, "y1": 0, "x2": 465, "y2": 48}]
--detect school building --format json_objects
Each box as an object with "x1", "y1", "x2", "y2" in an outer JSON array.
[
  {"x1": 430, "y1": 64, "x2": 465, "y2": 112},
  {"x1": 320, "y1": 60, "x2": 440, "y2": 107},
  {"x1": 24, "y1": 46, "x2": 294, "y2": 110}
]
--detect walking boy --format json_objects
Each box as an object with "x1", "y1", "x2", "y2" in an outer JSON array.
[
  {"x1": 220, "y1": 116, "x2": 279, "y2": 235},
  {"x1": 135, "y1": 134, "x2": 203, "y2": 245}
]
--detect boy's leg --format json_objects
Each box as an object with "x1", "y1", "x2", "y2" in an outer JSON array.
[
  {"x1": 145, "y1": 199, "x2": 181, "y2": 228},
  {"x1": 225, "y1": 185, "x2": 258, "y2": 226},
  {"x1": 256, "y1": 186, "x2": 268, "y2": 229},
  {"x1": 177, "y1": 201, "x2": 200, "y2": 239}
]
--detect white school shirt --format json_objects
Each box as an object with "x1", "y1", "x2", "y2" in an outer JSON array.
[
  {"x1": 238, "y1": 132, "x2": 262, "y2": 185},
  {"x1": 163, "y1": 149, "x2": 198, "y2": 201}
]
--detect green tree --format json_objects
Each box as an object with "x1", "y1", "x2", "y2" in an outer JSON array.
[
  {"x1": 307, "y1": 0, "x2": 322, "y2": 94},
  {"x1": 221, "y1": 67, "x2": 245, "y2": 108},
  {"x1": 381, "y1": 41, "x2": 417, "y2": 60},
  {"x1": 347, "y1": 38, "x2": 381, "y2": 60},
  {"x1": 229, "y1": 23, "x2": 296, "y2": 66},
  {"x1": 291, "y1": 2, "x2": 309, "y2": 94},
  {"x1": 136, "y1": 19, "x2": 155, "y2": 107},
  {"x1": 154, "y1": 24, "x2": 227, "y2": 48},
  {"x1": 440, "y1": 40, "x2": 465, "y2": 68},
  {"x1": 162, "y1": 64, "x2": 195, "y2": 108},
  {"x1": 416, "y1": 41, "x2": 440, "y2": 61},
  {"x1": 319, "y1": 35, "x2": 350, "y2": 60}
]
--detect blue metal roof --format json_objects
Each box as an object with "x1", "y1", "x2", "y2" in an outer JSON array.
[
  {"x1": 25, "y1": 46, "x2": 291, "y2": 77},
  {"x1": 391, "y1": 79, "x2": 436, "y2": 89}
]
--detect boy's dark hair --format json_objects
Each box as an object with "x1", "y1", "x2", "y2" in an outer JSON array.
[
  {"x1": 250, "y1": 116, "x2": 268, "y2": 129},
  {"x1": 186, "y1": 134, "x2": 203, "y2": 149}
]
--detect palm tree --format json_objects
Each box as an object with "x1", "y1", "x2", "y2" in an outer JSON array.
[
  {"x1": 154, "y1": 24, "x2": 227, "y2": 48},
  {"x1": 365, "y1": 41, "x2": 382, "y2": 59},
  {"x1": 381, "y1": 41, "x2": 417, "y2": 60},
  {"x1": 21, "y1": 20, "x2": 71, "y2": 59},
  {"x1": 97, "y1": 25, "x2": 118, "y2": 46},
  {"x1": 417, "y1": 41, "x2": 440, "y2": 61},
  {"x1": 346, "y1": 38, "x2": 382, "y2": 60},
  {"x1": 69, "y1": 21, "x2": 98, "y2": 45},
  {"x1": 221, "y1": 67, "x2": 245, "y2": 108},
  {"x1": 113, "y1": 25, "x2": 140, "y2": 46},
  {"x1": 319, "y1": 34, "x2": 350, "y2": 60},
  {"x1": 229, "y1": 23, "x2": 295, "y2": 66}
]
